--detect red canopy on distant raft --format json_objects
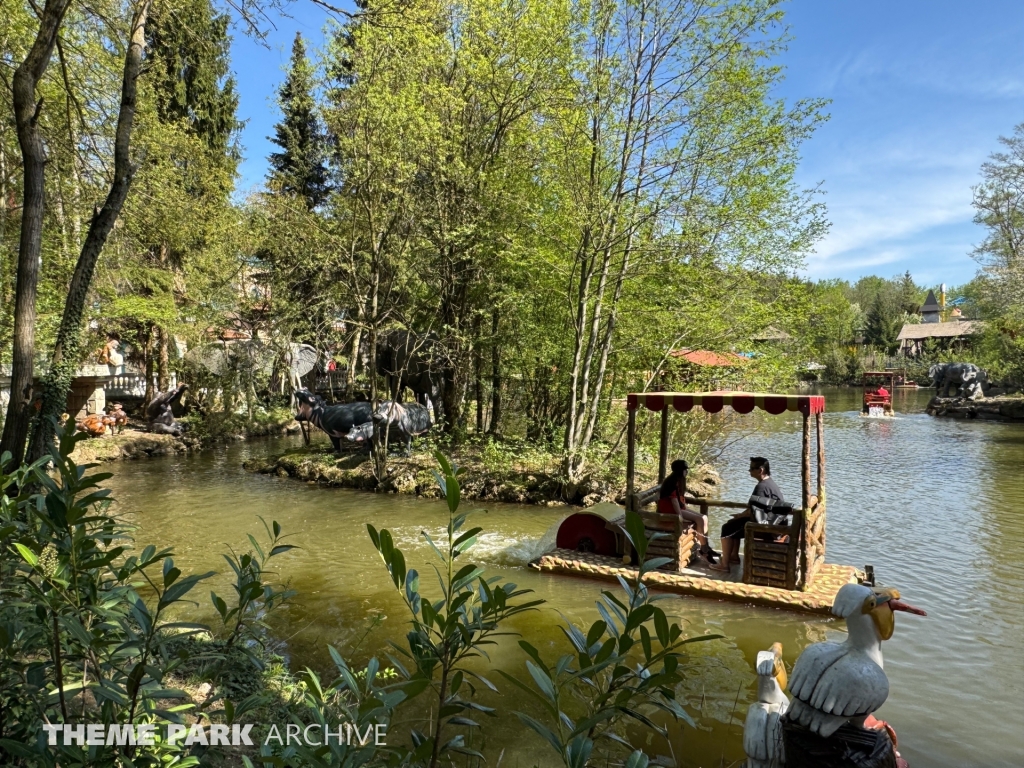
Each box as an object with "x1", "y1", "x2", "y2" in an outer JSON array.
[{"x1": 627, "y1": 391, "x2": 825, "y2": 416}]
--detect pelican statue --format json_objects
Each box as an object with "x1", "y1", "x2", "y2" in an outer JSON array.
[
  {"x1": 743, "y1": 642, "x2": 789, "y2": 768},
  {"x1": 787, "y1": 583, "x2": 926, "y2": 739}
]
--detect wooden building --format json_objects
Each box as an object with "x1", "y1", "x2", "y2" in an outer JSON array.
[{"x1": 896, "y1": 319, "x2": 983, "y2": 356}]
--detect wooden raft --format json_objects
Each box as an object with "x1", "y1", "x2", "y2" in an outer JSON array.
[{"x1": 531, "y1": 549, "x2": 862, "y2": 615}]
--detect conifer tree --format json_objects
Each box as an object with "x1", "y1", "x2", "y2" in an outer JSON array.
[
  {"x1": 147, "y1": 0, "x2": 240, "y2": 154},
  {"x1": 268, "y1": 33, "x2": 329, "y2": 209}
]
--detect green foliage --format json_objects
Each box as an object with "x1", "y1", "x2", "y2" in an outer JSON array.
[
  {"x1": 366, "y1": 451, "x2": 544, "y2": 766},
  {"x1": 0, "y1": 428, "x2": 296, "y2": 767},
  {"x1": 268, "y1": 32, "x2": 330, "y2": 209},
  {"x1": 147, "y1": 0, "x2": 240, "y2": 155},
  {"x1": 0, "y1": 427, "x2": 213, "y2": 766},
  {"x1": 211, "y1": 518, "x2": 298, "y2": 651},
  {"x1": 500, "y1": 517, "x2": 722, "y2": 767},
  {"x1": 864, "y1": 293, "x2": 903, "y2": 355}
]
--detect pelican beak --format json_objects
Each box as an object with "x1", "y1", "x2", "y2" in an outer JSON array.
[
  {"x1": 769, "y1": 642, "x2": 786, "y2": 689},
  {"x1": 868, "y1": 587, "x2": 926, "y2": 639},
  {"x1": 889, "y1": 599, "x2": 927, "y2": 616}
]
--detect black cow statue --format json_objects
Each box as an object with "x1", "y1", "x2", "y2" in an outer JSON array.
[
  {"x1": 346, "y1": 400, "x2": 433, "y2": 456},
  {"x1": 294, "y1": 388, "x2": 373, "y2": 453},
  {"x1": 375, "y1": 330, "x2": 444, "y2": 424},
  {"x1": 147, "y1": 383, "x2": 188, "y2": 436}
]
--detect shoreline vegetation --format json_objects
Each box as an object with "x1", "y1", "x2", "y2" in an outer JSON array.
[
  {"x1": 67, "y1": 408, "x2": 302, "y2": 463},
  {"x1": 243, "y1": 436, "x2": 722, "y2": 508}
]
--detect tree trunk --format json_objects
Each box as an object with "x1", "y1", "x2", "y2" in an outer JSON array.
[
  {"x1": 157, "y1": 326, "x2": 170, "y2": 391},
  {"x1": 144, "y1": 326, "x2": 156, "y2": 406},
  {"x1": 0, "y1": 0, "x2": 75, "y2": 466},
  {"x1": 474, "y1": 315, "x2": 483, "y2": 434},
  {"x1": 488, "y1": 307, "x2": 501, "y2": 435},
  {"x1": 347, "y1": 324, "x2": 362, "y2": 386},
  {"x1": 27, "y1": 0, "x2": 152, "y2": 462}
]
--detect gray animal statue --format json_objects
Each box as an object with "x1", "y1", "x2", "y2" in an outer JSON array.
[
  {"x1": 294, "y1": 388, "x2": 373, "y2": 453},
  {"x1": 346, "y1": 400, "x2": 432, "y2": 456},
  {"x1": 147, "y1": 383, "x2": 188, "y2": 436},
  {"x1": 929, "y1": 362, "x2": 988, "y2": 399},
  {"x1": 744, "y1": 642, "x2": 789, "y2": 768},
  {"x1": 375, "y1": 330, "x2": 444, "y2": 424}
]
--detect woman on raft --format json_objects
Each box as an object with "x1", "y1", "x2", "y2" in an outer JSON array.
[{"x1": 658, "y1": 459, "x2": 720, "y2": 564}]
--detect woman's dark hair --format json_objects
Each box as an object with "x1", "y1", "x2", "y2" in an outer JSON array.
[{"x1": 659, "y1": 459, "x2": 689, "y2": 499}]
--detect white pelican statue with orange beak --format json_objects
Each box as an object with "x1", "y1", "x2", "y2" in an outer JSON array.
[
  {"x1": 787, "y1": 583, "x2": 926, "y2": 738},
  {"x1": 743, "y1": 642, "x2": 789, "y2": 768}
]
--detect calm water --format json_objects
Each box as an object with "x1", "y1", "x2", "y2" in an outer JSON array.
[{"x1": 102, "y1": 388, "x2": 1024, "y2": 767}]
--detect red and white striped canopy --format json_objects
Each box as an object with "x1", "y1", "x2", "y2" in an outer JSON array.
[{"x1": 627, "y1": 391, "x2": 825, "y2": 416}]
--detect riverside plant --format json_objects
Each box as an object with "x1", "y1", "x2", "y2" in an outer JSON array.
[
  {"x1": 259, "y1": 451, "x2": 721, "y2": 768},
  {"x1": 0, "y1": 424, "x2": 293, "y2": 767}
]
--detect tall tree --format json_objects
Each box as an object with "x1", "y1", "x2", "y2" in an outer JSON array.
[
  {"x1": 0, "y1": 0, "x2": 76, "y2": 467},
  {"x1": 147, "y1": 0, "x2": 239, "y2": 154},
  {"x1": 972, "y1": 122, "x2": 1024, "y2": 311},
  {"x1": 897, "y1": 270, "x2": 922, "y2": 315},
  {"x1": 134, "y1": 0, "x2": 240, "y2": 400},
  {"x1": 556, "y1": 0, "x2": 826, "y2": 480},
  {"x1": 268, "y1": 32, "x2": 329, "y2": 209},
  {"x1": 27, "y1": 0, "x2": 154, "y2": 462},
  {"x1": 864, "y1": 292, "x2": 902, "y2": 354}
]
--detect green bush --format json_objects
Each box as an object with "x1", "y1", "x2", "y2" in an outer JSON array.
[{"x1": 0, "y1": 426, "x2": 293, "y2": 767}]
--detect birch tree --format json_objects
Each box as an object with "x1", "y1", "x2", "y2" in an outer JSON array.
[{"x1": 556, "y1": 0, "x2": 826, "y2": 480}]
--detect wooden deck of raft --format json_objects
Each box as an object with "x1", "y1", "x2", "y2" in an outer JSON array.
[{"x1": 531, "y1": 548, "x2": 862, "y2": 615}]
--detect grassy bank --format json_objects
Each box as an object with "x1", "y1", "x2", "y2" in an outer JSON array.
[{"x1": 244, "y1": 434, "x2": 721, "y2": 507}]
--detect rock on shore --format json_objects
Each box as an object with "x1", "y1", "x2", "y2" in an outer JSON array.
[{"x1": 926, "y1": 394, "x2": 1024, "y2": 421}]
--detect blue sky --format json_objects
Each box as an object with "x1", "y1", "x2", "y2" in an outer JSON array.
[{"x1": 227, "y1": 0, "x2": 1024, "y2": 288}]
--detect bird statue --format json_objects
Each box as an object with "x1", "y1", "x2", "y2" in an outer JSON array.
[
  {"x1": 743, "y1": 641, "x2": 789, "y2": 768},
  {"x1": 786, "y1": 583, "x2": 926, "y2": 739}
]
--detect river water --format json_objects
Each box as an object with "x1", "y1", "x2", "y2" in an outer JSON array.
[{"x1": 103, "y1": 388, "x2": 1024, "y2": 767}]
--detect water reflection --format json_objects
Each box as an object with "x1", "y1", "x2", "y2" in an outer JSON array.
[{"x1": 104, "y1": 387, "x2": 1024, "y2": 767}]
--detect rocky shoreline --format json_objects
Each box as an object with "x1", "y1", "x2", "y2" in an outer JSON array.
[
  {"x1": 243, "y1": 445, "x2": 721, "y2": 508},
  {"x1": 926, "y1": 394, "x2": 1024, "y2": 422}
]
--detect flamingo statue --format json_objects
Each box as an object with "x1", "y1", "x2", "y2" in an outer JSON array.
[
  {"x1": 786, "y1": 583, "x2": 926, "y2": 739},
  {"x1": 743, "y1": 642, "x2": 789, "y2": 768}
]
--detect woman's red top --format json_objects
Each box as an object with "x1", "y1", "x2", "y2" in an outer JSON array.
[{"x1": 657, "y1": 490, "x2": 684, "y2": 515}]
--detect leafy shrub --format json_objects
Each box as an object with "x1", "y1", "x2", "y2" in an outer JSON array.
[{"x1": 0, "y1": 426, "x2": 292, "y2": 767}]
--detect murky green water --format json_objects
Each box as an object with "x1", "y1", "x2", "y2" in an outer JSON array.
[{"x1": 103, "y1": 388, "x2": 1024, "y2": 767}]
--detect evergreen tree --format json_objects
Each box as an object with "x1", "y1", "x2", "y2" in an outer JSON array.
[
  {"x1": 268, "y1": 33, "x2": 329, "y2": 209},
  {"x1": 147, "y1": 0, "x2": 240, "y2": 155},
  {"x1": 865, "y1": 294, "x2": 902, "y2": 354},
  {"x1": 897, "y1": 270, "x2": 922, "y2": 315}
]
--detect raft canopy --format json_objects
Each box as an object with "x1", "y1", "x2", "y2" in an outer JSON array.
[{"x1": 627, "y1": 391, "x2": 826, "y2": 416}]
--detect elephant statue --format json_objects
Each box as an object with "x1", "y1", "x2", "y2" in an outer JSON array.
[{"x1": 929, "y1": 362, "x2": 988, "y2": 399}]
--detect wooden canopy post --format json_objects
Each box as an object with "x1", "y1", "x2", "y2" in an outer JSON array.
[
  {"x1": 815, "y1": 411, "x2": 825, "y2": 502},
  {"x1": 801, "y1": 412, "x2": 811, "y2": 511},
  {"x1": 626, "y1": 406, "x2": 637, "y2": 512},
  {"x1": 658, "y1": 406, "x2": 669, "y2": 482}
]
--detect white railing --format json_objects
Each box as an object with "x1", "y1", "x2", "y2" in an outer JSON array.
[{"x1": 104, "y1": 372, "x2": 176, "y2": 399}]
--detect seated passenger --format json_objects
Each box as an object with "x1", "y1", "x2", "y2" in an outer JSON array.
[
  {"x1": 658, "y1": 459, "x2": 719, "y2": 564},
  {"x1": 709, "y1": 456, "x2": 785, "y2": 574},
  {"x1": 876, "y1": 385, "x2": 889, "y2": 398}
]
